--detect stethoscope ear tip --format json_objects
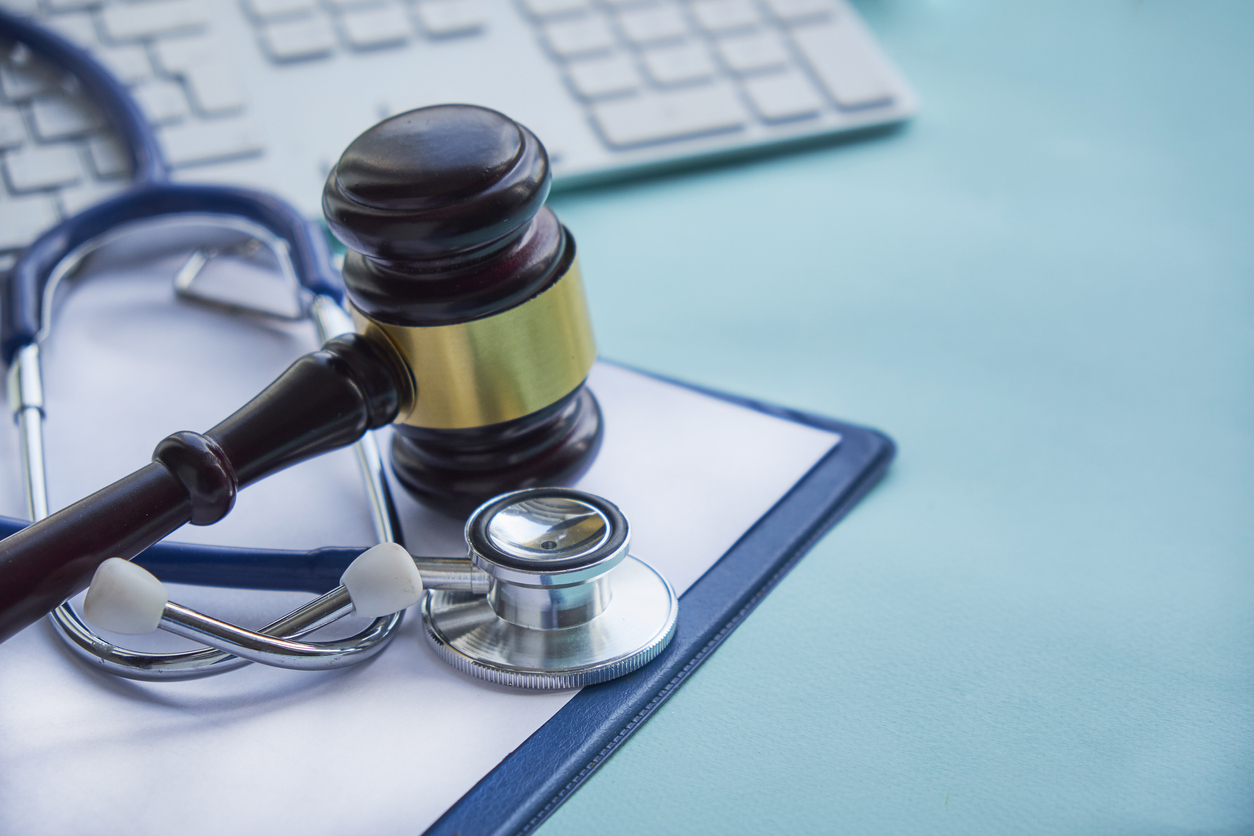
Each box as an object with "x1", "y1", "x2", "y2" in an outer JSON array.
[
  {"x1": 82, "y1": 558, "x2": 168, "y2": 635},
  {"x1": 341, "y1": 542, "x2": 425, "y2": 618},
  {"x1": 70, "y1": 491, "x2": 674, "y2": 686}
]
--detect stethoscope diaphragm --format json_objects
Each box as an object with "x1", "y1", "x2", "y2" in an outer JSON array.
[{"x1": 424, "y1": 488, "x2": 678, "y2": 689}]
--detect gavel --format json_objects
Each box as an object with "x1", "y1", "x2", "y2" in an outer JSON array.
[{"x1": 0, "y1": 105, "x2": 602, "y2": 644}]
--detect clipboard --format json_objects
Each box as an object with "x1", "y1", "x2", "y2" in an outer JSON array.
[
  {"x1": 74, "y1": 370, "x2": 894, "y2": 836},
  {"x1": 430, "y1": 370, "x2": 894, "y2": 836},
  {"x1": 0, "y1": 241, "x2": 893, "y2": 836}
]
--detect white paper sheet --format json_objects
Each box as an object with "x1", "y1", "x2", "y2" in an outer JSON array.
[{"x1": 0, "y1": 232, "x2": 838, "y2": 835}]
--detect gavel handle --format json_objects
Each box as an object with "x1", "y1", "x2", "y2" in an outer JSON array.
[{"x1": 0, "y1": 334, "x2": 407, "y2": 644}]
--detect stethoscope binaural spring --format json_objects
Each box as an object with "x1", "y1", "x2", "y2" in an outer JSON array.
[
  {"x1": 83, "y1": 487, "x2": 678, "y2": 688},
  {"x1": 30, "y1": 239, "x2": 411, "y2": 681},
  {"x1": 0, "y1": 8, "x2": 414, "y2": 680}
]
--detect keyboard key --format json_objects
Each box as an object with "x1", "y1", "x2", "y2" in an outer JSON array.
[
  {"x1": 791, "y1": 20, "x2": 893, "y2": 107},
  {"x1": 260, "y1": 16, "x2": 338, "y2": 61},
  {"x1": 30, "y1": 94, "x2": 106, "y2": 140},
  {"x1": 43, "y1": 12, "x2": 99, "y2": 44},
  {"x1": 0, "y1": 193, "x2": 59, "y2": 251},
  {"x1": 0, "y1": 107, "x2": 26, "y2": 149},
  {"x1": 4, "y1": 144, "x2": 82, "y2": 192},
  {"x1": 152, "y1": 34, "x2": 217, "y2": 74},
  {"x1": 566, "y1": 53, "x2": 639, "y2": 99},
  {"x1": 415, "y1": 0, "x2": 486, "y2": 36},
  {"x1": 690, "y1": 0, "x2": 759, "y2": 33},
  {"x1": 338, "y1": 4, "x2": 413, "y2": 49},
  {"x1": 45, "y1": 0, "x2": 103, "y2": 10},
  {"x1": 244, "y1": 0, "x2": 320, "y2": 18},
  {"x1": 641, "y1": 42, "x2": 715, "y2": 86},
  {"x1": 544, "y1": 17, "x2": 616, "y2": 58},
  {"x1": 150, "y1": 36, "x2": 247, "y2": 115},
  {"x1": 58, "y1": 178, "x2": 128, "y2": 217},
  {"x1": 160, "y1": 114, "x2": 263, "y2": 167},
  {"x1": 743, "y1": 69, "x2": 822, "y2": 121},
  {"x1": 716, "y1": 31, "x2": 789, "y2": 74},
  {"x1": 91, "y1": 44, "x2": 153, "y2": 83},
  {"x1": 101, "y1": 0, "x2": 210, "y2": 41},
  {"x1": 182, "y1": 66, "x2": 247, "y2": 115},
  {"x1": 591, "y1": 84, "x2": 746, "y2": 147},
  {"x1": 88, "y1": 134, "x2": 129, "y2": 178},
  {"x1": 521, "y1": 0, "x2": 589, "y2": 18},
  {"x1": 762, "y1": 0, "x2": 830, "y2": 24},
  {"x1": 617, "y1": 5, "x2": 688, "y2": 45},
  {"x1": 131, "y1": 78, "x2": 190, "y2": 123}
]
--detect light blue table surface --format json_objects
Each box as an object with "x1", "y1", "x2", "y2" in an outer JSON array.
[{"x1": 540, "y1": 2, "x2": 1254, "y2": 833}]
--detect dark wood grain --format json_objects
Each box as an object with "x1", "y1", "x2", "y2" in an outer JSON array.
[
  {"x1": 0, "y1": 334, "x2": 405, "y2": 643},
  {"x1": 391, "y1": 388, "x2": 604, "y2": 516},
  {"x1": 324, "y1": 104, "x2": 603, "y2": 511},
  {"x1": 325, "y1": 105, "x2": 564, "y2": 326}
]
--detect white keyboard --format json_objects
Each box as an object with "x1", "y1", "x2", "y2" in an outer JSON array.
[{"x1": 0, "y1": 0, "x2": 915, "y2": 259}]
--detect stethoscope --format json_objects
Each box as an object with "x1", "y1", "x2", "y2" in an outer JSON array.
[
  {"x1": 0, "y1": 11, "x2": 677, "y2": 688},
  {"x1": 83, "y1": 487, "x2": 677, "y2": 688}
]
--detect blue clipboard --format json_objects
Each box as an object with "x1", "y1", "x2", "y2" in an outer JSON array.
[
  {"x1": 428, "y1": 373, "x2": 895, "y2": 836},
  {"x1": 0, "y1": 369, "x2": 892, "y2": 834}
]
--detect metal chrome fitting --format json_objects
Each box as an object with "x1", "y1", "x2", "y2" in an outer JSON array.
[{"x1": 423, "y1": 487, "x2": 678, "y2": 690}]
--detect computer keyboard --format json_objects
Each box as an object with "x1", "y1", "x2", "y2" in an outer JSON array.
[{"x1": 0, "y1": 0, "x2": 915, "y2": 261}]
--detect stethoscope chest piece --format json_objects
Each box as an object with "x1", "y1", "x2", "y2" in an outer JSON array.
[{"x1": 423, "y1": 488, "x2": 678, "y2": 689}]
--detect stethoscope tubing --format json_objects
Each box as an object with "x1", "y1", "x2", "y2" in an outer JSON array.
[
  {"x1": 0, "y1": 11, "x2": 408, "y2": 676},
  {"x1": 0, "y1": 8, "x2": 342, "y2": 363},
  {"x1": 0, "y1": 9, "x2": 166, "y2": 185},
  {"x1": 0, "y1": 514, "x2": 360, "y2": 594},
  {"x1": 2, "y1": 182, "x2": 344, "y2": 363},
  {"x1": 0, "y1": 10, "x2": 371, "y2": 592}
]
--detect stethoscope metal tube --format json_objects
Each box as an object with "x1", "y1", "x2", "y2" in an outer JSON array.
[
  {"x1": 35, "y1": 259, "x2": 409, "y2": 680},
  {"x1": 64, "y1": 551, "x2": 486, "y2": 682},
  {"x1": 0, "y1": 10, "x2": 418, "y2": 677},
  {"x1": 159, "y1": 593, "x2": 398, "y2": 672},
  {"x1": 425, "y1": 488, "x2": 679, "y2": 689},
  {"x1": 7, "y1": 342, "x2": 47, "y2": 522},
  {"x1": 83, "y1": 545, "x2": 490, "y2": 672},
  {"x1": 67, "y1": 583, "x2": 395, "y2": 681}
]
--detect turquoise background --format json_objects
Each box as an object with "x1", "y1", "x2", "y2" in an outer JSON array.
[{"x1": 541, "y1": 1, "x2": 1254, "y2": 833}]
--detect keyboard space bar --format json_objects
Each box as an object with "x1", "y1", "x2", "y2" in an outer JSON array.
[{"x1": 591, "y1": 86, "x2": 747, "y2": 149}]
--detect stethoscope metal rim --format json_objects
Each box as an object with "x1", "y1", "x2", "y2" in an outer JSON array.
[
  {"x1": 423, "y1": 555, "x2": 678, "y2": 690},
  {"x1": 427, "y1": 487, "x2": 679, "y2": 690},
  {"x1": 467, "y1": 486, "x2": 630, "y2": 582}
]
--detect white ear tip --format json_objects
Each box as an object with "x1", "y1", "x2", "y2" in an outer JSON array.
[
  {"x1": 82, "y1": 558, "x2": 169, "y2": 635},
  {"x1": 341, "y1": 543, "x2": 424, "y2": 618}
]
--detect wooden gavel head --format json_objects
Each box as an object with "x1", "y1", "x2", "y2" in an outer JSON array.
[
  {"x1": 0, "y1": 104, "x2": 605, "y2": 644},
  {"x1": 323, "y1": 104, "x2": 602, "y2": 513}
]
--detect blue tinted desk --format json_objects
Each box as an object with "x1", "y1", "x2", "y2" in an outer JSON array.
[{"x1": 541, "y1": 2, "x2": 1254, "y2": 832}]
